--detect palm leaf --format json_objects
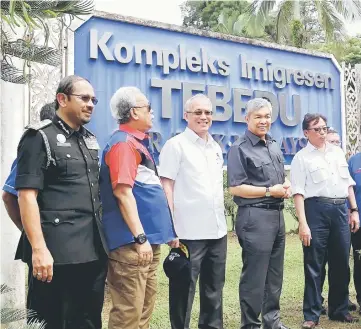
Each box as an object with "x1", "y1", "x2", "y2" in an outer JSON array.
[
  {"x1": 275, "y1": 0, "x2": 294, "y2": 42},
  {"x1": 331, "y1": 0, "x2": 361, "y2": 20},
  {"x1": 314, "y1": 0, "x2": 347, "y2": 42},
  {"x1": 1, "y1": 59, "x2": 31, "y2": 84},
  {"x1": 0, "y1": 283, "x2": 14, "y2": 294},
  {"x1": 3, "y1": 39, "x2": 61, "y2": 66},
  {"x1": 7, "y1": 318, "x2": 46, "y2": 329},
  {"x1": 1, "y1": 307, "x2": 37, "y2": 324}
]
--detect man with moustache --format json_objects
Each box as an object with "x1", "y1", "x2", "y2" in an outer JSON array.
[
  {"x1": 15, "y1": 75, "x2": 108, "y2": 329},
  {"x1": 159, "y1": 94, "x2": 227, "y2": 329},
  {"x1": 227, "y1": 98, "x2": 291, "y2": 329},
  {"x1": 99, "y1": 87, "x2": 177, "y2": 329},
  {"x1": 290, "y1": 113, "x2": 359, "y2": 329}
]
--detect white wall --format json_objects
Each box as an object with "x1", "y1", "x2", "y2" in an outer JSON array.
[{"x1": 0, "y1": 75, "x2": 26, "y2": 306}]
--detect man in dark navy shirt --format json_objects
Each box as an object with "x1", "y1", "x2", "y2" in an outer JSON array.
[
  {"x1": 227, "y1": 98, "x2": 291, "y2": 329},
  {"x1": 15, "y1": 75, "x2": 107, "y2": 329}
]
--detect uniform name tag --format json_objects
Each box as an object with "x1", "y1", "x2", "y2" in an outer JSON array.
[
  {"x1": 57, "y1": 142, "x2": 71, "y2": 147},
  {"x1": 84, "y1": 136, "x2": 100, "y2": 150}
]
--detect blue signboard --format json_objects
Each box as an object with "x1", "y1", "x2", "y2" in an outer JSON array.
[{"x1": 74, "y1": 15, "x2": 342, "y2": 164}]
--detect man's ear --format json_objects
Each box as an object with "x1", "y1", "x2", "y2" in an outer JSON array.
[
  {"x1": 56, "y1": 93, "x2": 68, "y2": 108},
  {"x1": 129, "y1": 108, "x2": 138, "y2": 121},
  {"x1": 184, "y1": 111, "x2": 188, "y2": 122}
]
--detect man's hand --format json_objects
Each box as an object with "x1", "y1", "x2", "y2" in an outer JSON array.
[
  {"x1": 168, "y1": 238, "x2": 179, "y2": 248},
  {"x1": 299, "y1": 223, "x2": 312, "y2": 247},
  {"x1": 349, "y1": 211, "x2": 360, "y2": 233},
  {"x1": 135, "y1": 241, "x2": 153, "y2": 266},
  {"x1": 270, "y1": 184, "x2": 288, "y2": 198},
  {"x1": 32, "y1": 247, "x2": 54, "y2": 283}
]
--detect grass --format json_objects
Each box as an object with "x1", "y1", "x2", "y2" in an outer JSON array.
[{"x1": 102, "y1": 224, "x2": 359, "y2": 329}]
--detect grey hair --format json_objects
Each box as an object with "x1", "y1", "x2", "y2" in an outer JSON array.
[
  {"x1": 246, "y1": 98, "x2": 272, "y2": 116},
  {"x1": 184, "y1": 93, "x2": 212, "y2": 113},
  {"x1": 110, "y1": 87, "x2": 143, "y2": 124}
]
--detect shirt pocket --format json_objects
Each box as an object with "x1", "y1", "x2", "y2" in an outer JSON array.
[
  {"x1": 309, "y1": 163, "x2": 328, "y2": 184},
  {"x1": 54, "y1": 151, "x2": 83, "y2": 180},
  {"x1": 250, "y1": 157, "x2": 271, "y2": 181},
  {"x1": 338, "y1": 164, "x2": 350, "y2": 179}
]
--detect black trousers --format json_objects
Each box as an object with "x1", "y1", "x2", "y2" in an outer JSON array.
[
  {"x1": 169, "y1": 235, "x2": 227, "y2": 329},
  {"x1": 236, "y1": 206, "x2": 285, "y2": 329},
  {"x1": 303, "y1": 199, "x2": 351, "y2": 322},
  {"x1": 351, "y1": 228, "x2": 361, "y2": 306},
  {"x1": 27, "y1": 259, "x2": 107, "y2": 329}
]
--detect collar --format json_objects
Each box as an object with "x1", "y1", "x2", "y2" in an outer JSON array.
[
  {"x1": 245, "y1": 129, "x2": 271, "y2": 146},
  {"x1": 183, "y1": 127, "x2": 213, "y2": 145},
  {"x1": 53, "y1": 114, "x2": 86, "y2": 138},
  {"x1": 304, "y1": 141, "x2": 332, "y2": 153},
  {"x1": 119, "y1": 124, "x2": 148, "y2": 140}
]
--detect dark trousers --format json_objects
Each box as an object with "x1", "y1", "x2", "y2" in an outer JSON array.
[
  {"x1": 27, "y1": 259, "x2": 108, "y2": 329},
  {"x1": 303, "y1": 199, "x2": 351, "y2": 322},
  {"x1": 351, "y1": 228, "x2": 361, "y2": 306},
  {"x1": 169, "y1": 235, "x2": 227, "y2": 329},
  {"x1": 236, "y1": 207, "x2": 285, "y2": 329}
]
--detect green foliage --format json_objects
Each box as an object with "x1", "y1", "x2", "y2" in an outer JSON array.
[
  {"x1": 1, "y1": 0, "x2": 94, "y2": 84},
  {"x1": 181, "y1": 1, "x2": 249, "y2": 31},
  {"x1": 291, "y1": 19, "x2": 304, "y2": 48},
  {"x1": 223, "y1": 171, "x2": 237, "y2": 231},
  {"x1": 309, "y1": 35, "x2": 361, "y2": 65}
]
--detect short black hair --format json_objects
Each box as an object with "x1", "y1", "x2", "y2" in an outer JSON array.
[
  {"x1": 39, "y1": 102, "x2": 56, "y2": 121},
  {"x1": 302, "y1": 113, "x2": 327, "y2": 130},
  {"x1": 54, "y1": 75, "x2": 89, "y2": 109}
]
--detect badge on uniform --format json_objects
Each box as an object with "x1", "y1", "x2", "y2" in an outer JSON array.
[
  {"x1": 84, "y1": 136, "x2": 100, "y2": 150},
  {"x1": 56, "y1": 134, "x2": 71, "y2": 147}
]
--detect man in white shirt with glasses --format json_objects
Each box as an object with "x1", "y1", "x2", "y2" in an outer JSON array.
[
  {"x1": 159, "y1": 94, "x2": 227, "y2": 329},
  {"x1": 291, "y1": 113, "x2": 359, "y2": 329}
]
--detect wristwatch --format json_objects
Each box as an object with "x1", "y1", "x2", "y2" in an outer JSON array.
[
  {"x1": 265, "y1": 187, "x2": 271, "y2": 197},
  {"x1": 134, "y1": 233, "x2": 147, "y2": 244},
  {"x1": 350, "y1": 207, "x2": 359, "y2": 213}
]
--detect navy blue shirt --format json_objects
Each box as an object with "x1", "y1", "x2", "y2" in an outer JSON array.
[
  {"x1": 2, "y1": 159, "x2": 17, "y2": 197},
  {"x1": 348, "y1": 152, "x2": 361, "y2": 209}
]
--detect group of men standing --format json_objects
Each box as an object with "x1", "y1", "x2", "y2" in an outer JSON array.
[{"x1": 1, "y1": 74, "x2": 360, "y2": 329}]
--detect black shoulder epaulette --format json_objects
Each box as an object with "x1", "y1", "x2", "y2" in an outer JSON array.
[{"x1": 25, "y1": 119, "x2": 52, "y2": 130}]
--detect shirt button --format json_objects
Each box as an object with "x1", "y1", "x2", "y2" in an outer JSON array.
[
  {"x1": 54, "y1": 218, "x2": 60, "y2": 224},
  {"x1": 66, "y1": 154, "x2": 71, "y2": 158},
  {"x1": 84, "y1": 155, "x2": 88, "y2": 159},
  {"x1": 88, "y1": 169, "x2": 91, "y2": 173},
  {"x1": 79, "y1": 142, "x2": 83, "y2": 146},
  {"x1": 93, "y1": 198, "x2": 96, "y2": 202},
  {"x1": 91, "y1": 183, "x2": 94, "y2": 187}
]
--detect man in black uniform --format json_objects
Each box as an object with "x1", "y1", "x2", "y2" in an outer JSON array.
[
  {"x1": 227, "y1": 98, "x2": 291, "y2": 329},
  {"x1": 15, "y1": 75, "x2": 108, "y2": 329}
]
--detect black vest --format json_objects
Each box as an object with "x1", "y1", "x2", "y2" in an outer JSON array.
[{"x1": 16, "y1": 117, "x2": 108, "y2": 265}]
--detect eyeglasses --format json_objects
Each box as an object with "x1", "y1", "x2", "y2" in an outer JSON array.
[
  {"x1": 67, "y1": 94, "x2": 98, "y2": 105},
  {"x1": 307, "y1": 126, "x2": 329, "y2": 133},
  {"x1": 132, "y1": 103, "x2": 151, "y2": 112},
  {"x1": 329, "y1": 140, "x2": 341, "y2": 146},
  {"x1": 186, "y1": 110, "x2": 213, "y2": 116}
]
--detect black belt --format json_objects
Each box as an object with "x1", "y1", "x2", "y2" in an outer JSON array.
[
  {"x1": 246, "y1": 203, "x2": 284, "y2": 211},
  {"x1": 308, "y1": 197, "x2": 346, "y2": 205}
]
